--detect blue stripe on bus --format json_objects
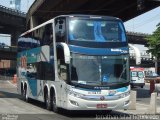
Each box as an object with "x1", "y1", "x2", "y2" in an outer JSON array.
[
  {"x1": 69, "y1": 45, "x2": 128, "y2": 55},
  {"x1": 17, "y1": 47, "x2": 41, "y2": 63},
  {"x1": 28, "y1": 78, "x2": 37, "y2": 96},
  {"x1": 75, "y1": 86, "x2": 128, "y2": 93},
  {"x1": 116, "y1": 86, "x2": 128, "y2": 92}
]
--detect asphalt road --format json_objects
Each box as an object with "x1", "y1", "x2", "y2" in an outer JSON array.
[{"x1": 0, "y1": 80, "x2": 159, "y2": 120}]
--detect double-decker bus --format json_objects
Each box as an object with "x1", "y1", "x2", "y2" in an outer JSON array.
[{"x1": 17, "y1": 15, "x2": 130, "y2": 112}]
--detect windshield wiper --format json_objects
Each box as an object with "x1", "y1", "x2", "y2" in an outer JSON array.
[{"x1": 118, "y1": 64, "x2": 126, "y2": 81}]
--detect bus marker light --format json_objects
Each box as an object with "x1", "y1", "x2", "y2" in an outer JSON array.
[
  {"x1": 124, "y1": 100, "x2": 130, "y2": 105},
  {"x1": 70, "y1": 100, "x2": 79, "y2": 106}
]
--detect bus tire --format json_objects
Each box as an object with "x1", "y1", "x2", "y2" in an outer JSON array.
[
  {"x1": 52, "y1": 92, "x2": 59, "y2": 113},
  {"x1": 45, "y1": 93, "x2": 51, "y2": 110},
  {"x1": 24, "y1": 86, "x2": 29, "y2": 102},
  {"x1": 21, "y1": 83, "x2": 24, "y2": 96}
]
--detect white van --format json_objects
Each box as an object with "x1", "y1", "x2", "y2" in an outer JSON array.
[{"x1": 130, "y1": 67, "x2": 145, "y2": 88}]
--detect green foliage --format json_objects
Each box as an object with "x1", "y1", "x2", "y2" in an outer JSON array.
[{"x1": 145, "y1": 23, "x2": 160, "y2": 58}]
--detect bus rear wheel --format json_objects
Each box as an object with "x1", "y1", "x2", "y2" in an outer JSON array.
[{"x1": 51, "y1": 92, "x2": 59, "y2": 113}]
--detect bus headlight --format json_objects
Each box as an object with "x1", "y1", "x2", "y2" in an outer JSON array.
[
  {"x1": 68, "y1": 90, "x2": 85, "y2": 98},
  {"x1": 118, "y1": 91, "x2": 130, "y2": 98}
]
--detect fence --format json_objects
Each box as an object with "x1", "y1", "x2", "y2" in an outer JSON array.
[{"x1": 0, "y1": 75, "x2": 13, "y2": 80}]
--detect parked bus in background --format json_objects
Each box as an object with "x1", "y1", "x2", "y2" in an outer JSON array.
[
  {"x1": 17, "y1": 15, "x2": 130, "y2": 112},
  {"x1": 130, "y1": 67, "x2": 145, "y2": 88}
]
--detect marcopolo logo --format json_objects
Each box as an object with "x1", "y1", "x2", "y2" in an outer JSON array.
[
  {"x1": 111, "y1": 48, "x2": 122, "y2": 52},
  {"x1": 111, "y1": 48, "x2": 128, "y2": 53},
  {"x1": 100, "y1": 96, "x2": 105, "y2": 101}
]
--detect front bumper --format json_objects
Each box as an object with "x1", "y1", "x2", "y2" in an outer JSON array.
[{"x1": 65, "y1": 95, "x2": 130, "y2": 110}]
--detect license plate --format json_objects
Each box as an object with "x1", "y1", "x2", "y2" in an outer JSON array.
[{"x1": 96, "y1": 104, "x2": 107, "y2": 108}]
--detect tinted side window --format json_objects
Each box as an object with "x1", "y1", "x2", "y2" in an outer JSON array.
[
  {"x1": 41, "y1": 24, "x2": 53, "y2": 46},
  {"x1": 55, "y1": 18, "x2": 66, "y2": 42},
  {"x1": 18, "y1": 23, "x2": 53, "y2": 52},
  {"x1": 36, "y1": 62, "x2": 55, "y2": 81},
  {"x1": 18, "y1": 33, "x2": 40, "y2": 52}
]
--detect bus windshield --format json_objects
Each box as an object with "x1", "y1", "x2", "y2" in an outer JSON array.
[
  {"x1": 70, "y1": 53, "x2": 129, "y2": 86},
  {"x1": 68, "y1": 19, "x2": 126, "y2": 42}
]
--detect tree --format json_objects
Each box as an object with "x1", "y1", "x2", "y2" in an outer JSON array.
[{"x1": 145, "y1": 23, "x2": 160, "y2": 73}]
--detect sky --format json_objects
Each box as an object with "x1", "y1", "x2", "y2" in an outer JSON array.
[
  {"x1": 124, "y1": 6, "x2": 160, "y2": 34},
  {"x1": 0, "y1": 0, "x2": 159, "y2": 45},
  {"x1": 0, "y1": 0, "x2": 34, "y2": 45},
  {"x1": 0, "y1": 0, "x2": 34, "y2": 12}
]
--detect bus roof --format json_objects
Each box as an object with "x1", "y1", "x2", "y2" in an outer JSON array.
[{"x1": 21, "y1": 14, "x2": 122, "y2": 37}]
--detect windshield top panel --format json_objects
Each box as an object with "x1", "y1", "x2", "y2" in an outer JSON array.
[
  {"x1": 68, "y1": 19, "x2": 126, "y2": 42},
  {"x1": 70, "y1": 53, "x2": 129, "y2": 86}
]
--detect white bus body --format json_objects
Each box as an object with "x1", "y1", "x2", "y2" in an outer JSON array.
[{"x1": 17, "y1": 15, "x2": 130, "y2": 112}]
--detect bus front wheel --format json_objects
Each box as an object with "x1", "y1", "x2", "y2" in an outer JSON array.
[
  {"x1": 24, "y1": 86, "x2": 29, "y2": 102},
  {"x1": 45, "y1": 93, "x2": 51, "y2": 110}
]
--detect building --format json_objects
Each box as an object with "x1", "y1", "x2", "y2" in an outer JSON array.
[
  {"x1": 10, "y1": 0, "x2": 21, "y2": 11},
  {"x1": 0, "y1": 60, "x2": 16, "y2": 77}
]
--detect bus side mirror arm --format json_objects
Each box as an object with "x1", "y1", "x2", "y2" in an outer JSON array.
[
  {"x1": 57, "y1": 42, "x2": 70, "y2": 64},
  {"x1": 129, "y1": 44, "x2": 141, "y2": 65}
]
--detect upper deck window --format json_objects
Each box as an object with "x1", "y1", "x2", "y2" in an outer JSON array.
[{"x1": 69, "y1": 19, "x2": 126, "y2": 42}]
